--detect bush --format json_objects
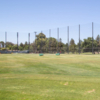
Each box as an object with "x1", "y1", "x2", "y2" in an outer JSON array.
[{"x1": 1, "y1": 48, "x2": 6, "y2": 51}]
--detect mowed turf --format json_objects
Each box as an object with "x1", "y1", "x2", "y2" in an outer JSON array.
[{"x1": 0, "y1": 54, "x2": 100, "y2": 100}]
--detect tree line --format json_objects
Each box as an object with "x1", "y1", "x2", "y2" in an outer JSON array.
[{"x1": 0, "y1": 32, "x2": 100, "y2": 53}]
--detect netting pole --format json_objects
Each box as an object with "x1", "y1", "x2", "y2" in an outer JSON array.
[
  {"x1": 34, "y1": 32, "x2": 37, "y2": 53},
  {"x1": 17, "y1": 32, "x2": 19, "y2": 51},
  {"x1": 49, "y1": 29, "x2": 51, "y2": 53},
  {"x1": 67, "y1": 26, "x2": 69, "y2": 54},
  {"x1": 28, "y1": 33, "x2": 30, "y2": 52},
  {"x1": 57, "y1": 28, "x2": 59, "y2": 53},
  {"x1": 79, "y1": 24, "x2": 80, "y2": 54},
  {"x1": 92, "y1": 22, "x2": 94, "y2": 54},
  {"x1": 41, "y1": 31, "x2": 42, "y2": 53},
  {"x1": 98, "y1": 34, "x2": 100, "y2": 54},
  {"x1": 5, "y1": 32, "x2": 7, "y2": 49}
]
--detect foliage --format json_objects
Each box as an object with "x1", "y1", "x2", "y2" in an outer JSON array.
[
  {"x1": 0, "y1": 34, "x2": 100, "y2": 53},
  {"x1": 82, "y1": 37, "x2": 98, "y2": 52},
  {"x1": 96, "y1": 35, "x2": 100, "y2": 46},
  {"x1": 46, "y1": 37, "x2": 57, "y2": 52},
  {"x1": 69, "y1": 39, "x2": 76, "y2": 53},
  {"x1": 0, "y1": 41, "x2": 5, "y2": 48},
  {"x1": 12, "y1": 45, "x2": 18, "y2": 50},
  {"x1": 1, "y1": 48, "x2": 6, "y2": 51},
  {"x1": 35, "y1": 33, "x2": 47, "y2": 52},
  {"x1": 18, "y1": 46, "x2": 23, "y2": 51}
]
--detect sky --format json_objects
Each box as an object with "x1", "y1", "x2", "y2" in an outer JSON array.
[{"x1": 0, "y1": 0, "x2": 100, "y2": 44}]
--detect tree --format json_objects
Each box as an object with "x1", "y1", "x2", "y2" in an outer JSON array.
[
  {"x1": 18, "y1": 43, "x2": 24, "y2": 50},
  {"x1": 12, "y1": 45, "x2": 18, "y2": 50},
  {"x1": 69, "y1": 39, "x2": 76, "y2": 53},
  {"x1": 6, "y1": 42, "x2": 14, "y2": 50},
  {"x1": 24, "y1": 45, "x2": 29, "y2": 50},
  {"x1": 58, "y1": 38, "x2": 63, "y2": 48},
  {"x1": 76, "y1": 40, "x2": 82, "y2": 53},
  {"x1": 0, "y1": 41, "x2": 5, "y2": 48},
  {"x1": 58, "y1": 38, "x2": 65, "y2": 53},
  {"x1": 24, "y1": 41, "x2": 29, "y2": 50},
  {"x1": 20, "y1": 43, "x2": 24, "y2": 48},
  {"x1": 70, "y1": 38, "x2": 75, "y2": 46},
  {"x1": 96, "y1": 35, "x2": 100, "y2": 46},
  {"x1": 19, "y1": 46, "x2": 23, "y2": 51},
  {"x1": 25, "y1": 41, "x2": 28, "y2": 46},
  {"x1": 46, "y1": 37, "x2": 57, "y2": 53},
  {"x1": 1, "y1": 48, "x2": 6, "y2": 51},
  {"x1": 35, "y1": 33, "x2": 47, "y2": 52},
  {"x1": 82, "y1": 37, "x2": 98, "y2": 52},
  {"x1": 63, "y1": 43, "x2": 69, "y2": 53}
]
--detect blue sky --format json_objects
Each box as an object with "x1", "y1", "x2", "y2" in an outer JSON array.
[{"x1": 0, "y1": 0, "x2": 100, "y2": 44}]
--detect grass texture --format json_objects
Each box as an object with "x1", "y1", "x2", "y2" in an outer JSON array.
[{"x1": 0, "y1": 54, "x2": 100, "y2": 100}]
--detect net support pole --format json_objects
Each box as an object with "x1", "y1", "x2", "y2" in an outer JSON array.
[
  {"x1": 49, "y1": 29, "x2": 51, "y2": 53},
  {"x1": 34, "y1": 32, "x2": 37, "y2": 53},
  {"x1": 67, "y1": 26, "x2": 69, "y2": 54},
  {"x1": 98, "y1": 35, "x2": 100, "y2": 53},
  {"x1": 17, "y1": 32, "x2": 19, "y2": 51},
  {"x1": 79, "y1": 24, "x2": 80, "y2": 54},
  {"x1": 57, "y1": 28, "x2": 59, "y2": 53},
  {"x1": 92, "y1": 22, "x2": 94, "y2": 54},
  {"x1": 5, "y1": 32, "x2": 7, "y2": 49},
  {"x1": 41, "y1": 31, "x2": 42, "y2": 53},
  {"x1": 28, "y1": 33, "x2": 30, "y2": 52}
]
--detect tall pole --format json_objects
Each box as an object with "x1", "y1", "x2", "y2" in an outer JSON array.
[
  {"x1": 28, "y1": 33, "x2": 30, "y2": 52},
  {"x1": 67, "y1": 26, "x2": 69, "y2": 54},
  {"x1": 34, "y1": 32, "x2": 37, "y2": 53},
  {"x1": 79, "y1": 24, "x2": 80, "y2": 54},
  {"x1": 17, "y1": 32, "x2": 19, "y2": 51},
  {"x1": 57, "y1": 28, "x2": 59, "y2": 53},
  {"x1": 99, "y1": 36, "x2": 100, "y2": 44},
  {"x1": 49, "y1": 29, "x2": 51, "y2": 53},
  {"x1": 41, "y1": 31, "x2": 42, "y2": 53},
  {"x1": 5, "y1": 32, "x2": 7, "y2": 49},
  {"x1": 92, "y1": 22, "x2": 94, "y2": 54},
  {"x1": 98, "y1": 36, "x2": 100, "y2": 53},
  {"x1": 49, "y1": 29, "x2": 51, "y2": 37}
]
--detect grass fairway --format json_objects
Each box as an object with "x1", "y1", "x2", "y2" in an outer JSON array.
[{"x1": 0, "y1": 54, "x2": 100, "y2": 100}]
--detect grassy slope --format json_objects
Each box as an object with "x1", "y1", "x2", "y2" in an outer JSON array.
[{"x1": 0, "y1": 54, "x2": 100, "y2": 100}]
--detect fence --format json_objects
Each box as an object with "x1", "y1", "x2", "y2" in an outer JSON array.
[{"x1": 0, "y1": 22, "x2": 100, "y2": 54}]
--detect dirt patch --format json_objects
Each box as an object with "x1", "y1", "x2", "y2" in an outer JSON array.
[
  {"x1": 64, "y1": 82, "x2": 68, "y2": 86},
  {"x1": 87, "y1": 89, "x2": 95, "y2": 93},
  {"x1": 84, "y1": 89, "x2": 95, "y2": 95}
]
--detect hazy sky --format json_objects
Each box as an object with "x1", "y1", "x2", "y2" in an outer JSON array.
[{"x1": 0, "y1": 0, "x2": 100, "y2": 43}]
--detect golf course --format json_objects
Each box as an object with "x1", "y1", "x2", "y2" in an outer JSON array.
[{"x1": 0, "y1": 54, "x2": 100, "y2": 100}]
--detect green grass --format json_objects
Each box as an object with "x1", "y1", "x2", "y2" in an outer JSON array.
[{"x1": 0, "y1": 54, "x2": 100, "y2": 100}]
